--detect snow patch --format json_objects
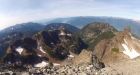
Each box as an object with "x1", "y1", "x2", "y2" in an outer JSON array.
[
  {"x1": 34, "y1": 61, "x2": 48, "y2": 68},
  {"x1": 53, "y1": 63, "x2": 60, "y2": 66},
  {"x1": 51, "y1": 42, "x2": 54, "y2": 45},
  {"x1": 37, "y1": 54, "x2": 42, "y2": 57},
  {"x1": 68, "y1": 55, "x2": 74, "y2": 58},
  {"x1": 67, "y1": 33, "x2": 72, "y2": 36},
  {"x1": 39, "y1": 47, "x2": 46, "y2": 53},
  {"x1": 122, "y1": 40, "x2": 140, "y2": 59},
  {"x1": 59, "y1": 31, "x2": 66, "y2": 36},
  {"x1": 16, "y1": 47, "x2": 23, "y2": 55},
  {"x1": 124, "y1": 39, "x2": 128, "y2": 45}
]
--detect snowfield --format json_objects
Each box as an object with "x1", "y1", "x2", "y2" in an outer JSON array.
[{"x1": 122, "y1": 39, "x2": 140, "y2": 59}]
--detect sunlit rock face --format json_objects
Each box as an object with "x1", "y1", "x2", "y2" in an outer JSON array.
[
  {"x1": 90, "y1": 27, "x2": 140, "y2": 64},
  {"x1": 121, "y1": 32, "x2": 140, "y2": 59}
]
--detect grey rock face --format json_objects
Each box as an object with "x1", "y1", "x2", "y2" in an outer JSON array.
[{"x1": 92, "y1": 55, "x2": 105, "y2": 70}]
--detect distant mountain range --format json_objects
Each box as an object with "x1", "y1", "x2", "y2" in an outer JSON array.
[
  {"x1": 40, "y1": 16, "x2": 140, "y2": 37},
  {"x1": 0, "y1": 22, "x2": 44, "y2": 38},
  {"x1": 44, "y1": 23, "x2": 80, "y2": 33},
  {"x1": 0, "y1": 20, "x2": 140, "y2": 72},
  {"x1": 1, "y1": 16, "x2": 140, "y2": 37}
]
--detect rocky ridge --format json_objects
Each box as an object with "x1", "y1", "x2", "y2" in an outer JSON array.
[{"x1": 0, "y1": 22, "x2": 140, "y2": 75}]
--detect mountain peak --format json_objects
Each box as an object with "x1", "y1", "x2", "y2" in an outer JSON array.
[
  {"x1": 44, "y1": 23, "x2": 80, "y2": 33},
  {"x1": 80, "y1": 22, "x2": 117, "y2": 47}
]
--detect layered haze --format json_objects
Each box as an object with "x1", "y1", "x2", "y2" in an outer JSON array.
[{"x1": 1, "y1": 0, "x2": 140, "y2": 30}]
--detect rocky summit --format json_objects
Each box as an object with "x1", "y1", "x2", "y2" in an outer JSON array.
[{"x1": 0, "y1": 22, "x2": 140, "y2": 75}]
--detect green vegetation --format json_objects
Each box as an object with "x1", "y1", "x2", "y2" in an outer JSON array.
[
  {"x1": 89, "y1": 31, "x2": 115, "y2": 49},
  {"x1": 97, "y1": 31, "x2": 115, "y2": 39},
  {"x1": 111, "y1": 48, "x2": 119, "y2": 53},
  {"x1": 43, "y1": 44, "x2": 54, "y2": 56}
]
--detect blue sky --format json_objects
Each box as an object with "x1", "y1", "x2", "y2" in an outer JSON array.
[{"x1": 0, "y1": 0, "x2": 140, "y2": 30}]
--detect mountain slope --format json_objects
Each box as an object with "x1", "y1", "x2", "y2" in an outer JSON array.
[
  {"x1": 80, "y1": 22, "x2": 117, "y2": 48},
  {"x1": 78, "y1": 22, "x2": 140, "y2": 64},
  {"x1": 2, "y1": 25, "x2": 87, "y2": 68},
  {"x1": 34, "y1": 26, "x2": 87, "y2": 61},
  {"x1": 0, "y1": 22, "x2": 45, "y2": 57},
  {"x1": 94, "y1": 28, "x2": 140, "y2": 64}
]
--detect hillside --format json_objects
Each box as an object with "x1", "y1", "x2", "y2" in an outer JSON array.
[{"x1": 80, "y1": 22, "x2": 117, "y2": 48}]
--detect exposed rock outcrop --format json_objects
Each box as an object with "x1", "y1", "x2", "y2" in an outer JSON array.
[
  {"x1": 72, "y1": 49, "x2": 92, "y2": 65},
  {"x1": 3, "y1": 37, "x2": 45, "y2": 67},
  {"x1": 34, "y1": 27, "x2": 87, "y2": 61},
  {"x1": 93, "y1": 28, "x2": 140, "y2": 64}
]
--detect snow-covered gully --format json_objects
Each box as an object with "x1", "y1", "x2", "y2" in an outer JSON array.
[{"x1": 122, "y1": 39, "x2": 140, "y2": 59}]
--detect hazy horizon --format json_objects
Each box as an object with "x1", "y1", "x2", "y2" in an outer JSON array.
[{"x1": 0, "y1": 0, "x2": 140, "y2": 30}]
